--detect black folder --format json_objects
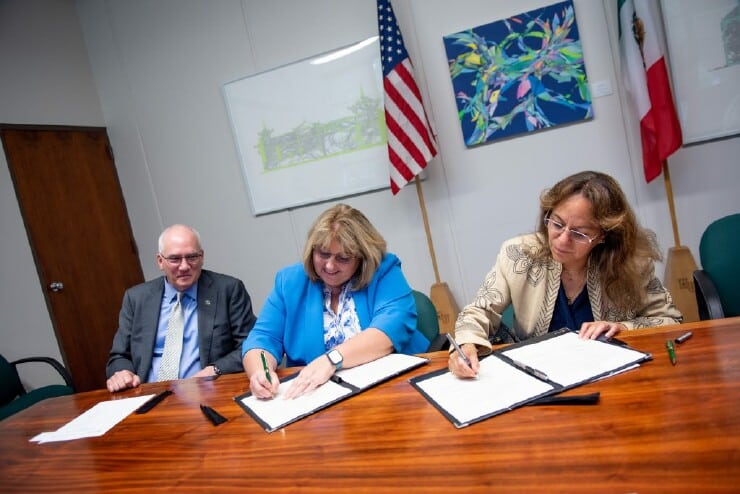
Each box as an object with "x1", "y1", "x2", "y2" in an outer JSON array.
[
  {"x1": 235, "y1": 353, "x2": 429, "y2": 432},
  {"x1": 409, "y1": 328, "x2": 651, "y2": 428}
]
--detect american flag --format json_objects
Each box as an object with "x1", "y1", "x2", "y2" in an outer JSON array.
[{"x1": 377, "y1": 0, "x2": 437, "y2": 195}]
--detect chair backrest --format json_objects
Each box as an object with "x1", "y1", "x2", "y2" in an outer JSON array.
[
  {"x1": 699, "y1": 213, "x2": 740, "y2": 317},
  {"x1": 0, "y1": 355, "x2": 24, "y2": 406},
  {"x1": 412, "y1": 290, "x2": 440, "y2": 344}
]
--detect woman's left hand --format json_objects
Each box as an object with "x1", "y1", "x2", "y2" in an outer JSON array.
[
  {"x1": 578, "y1": 321, "x2": 625, "y2": 340},
  {"x1": 283, "y1": 354, "x2": 335, "y2": 400}
]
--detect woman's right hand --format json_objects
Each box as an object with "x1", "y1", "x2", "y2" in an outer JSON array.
[
  {"x1": 249, "y1": 367, "x2": 279, "y2": 399},
  {"x1": 244, "y1": 349, "x2": 280, "y2": 399},
  {"x1": 448, "y1": 343, "x2": 480, "y2": 378}
]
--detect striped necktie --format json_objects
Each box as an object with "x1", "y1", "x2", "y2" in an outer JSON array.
[{"x1": 157, "y1": 292, "x2": 184, "y2": 381}]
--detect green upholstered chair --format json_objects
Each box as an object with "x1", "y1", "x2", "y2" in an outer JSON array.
[
  {"x1": 0, "y1": 354, "x2": 75, "y2": 421},
  {"x1": 490, "y1": 305, "x2": 518, "y2": 344},
  {"x1": 412, "y1": 290, "x2": 448, "y2": 352},
  {"x1": 693, "y1": 213, "x2": 740, "y2": 320}
]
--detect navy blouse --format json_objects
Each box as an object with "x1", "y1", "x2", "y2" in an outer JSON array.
[{"x1": 549, "y1": 284, "x2": 593, "y2": 333}]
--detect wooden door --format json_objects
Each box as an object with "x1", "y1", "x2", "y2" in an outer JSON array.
[{"x1": 1, "y1": 125, "x2": 144, "y2": 392}]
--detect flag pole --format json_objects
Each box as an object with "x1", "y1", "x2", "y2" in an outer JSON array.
[
  {"x1": 413, "y1": 176, "x2": 459, "y2": 334},
  {"x1": 661, "y1": 159, "x2": 699, "y2": 322},
  {"x1": 414, "y1": 176, "x2": 440, "y2": 283},
  {"x1": 662, "y1": 160, "x2": 681, "y2": 248},
  {"x1": 378, "y1": 0, "x2": 459, "y2": 332}
]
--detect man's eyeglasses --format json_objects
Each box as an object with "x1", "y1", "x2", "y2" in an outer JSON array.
[
  {"x1": 160, "y1": 253, "x2": 203, "y2": 266},
  {"x1": 314, "y1": 249, "x2": 355, "y2": 265},
  {"x1": 544, "y1": 217, "x2": 601, "y2": 244}
]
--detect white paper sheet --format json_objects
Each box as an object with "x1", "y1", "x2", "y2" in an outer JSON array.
[{"x1": 30, "y1": 394, "x2": 154, "y2": 444}]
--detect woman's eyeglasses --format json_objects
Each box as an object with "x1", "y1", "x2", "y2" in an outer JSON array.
[
  {"x1": 314, "y1": 249, "x2": 355, "y2": 265},
  {"x1": 544, "y1": 217, "x2": 601, "y2": 244}
]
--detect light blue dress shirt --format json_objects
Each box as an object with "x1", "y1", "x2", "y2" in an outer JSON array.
[{"x1": 147, "y1": 281, "x2": 200, "y2": 381}]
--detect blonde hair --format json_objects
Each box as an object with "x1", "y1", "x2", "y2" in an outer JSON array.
[
  {"x1": 533, "y1": 171, "x2": 662, "y2": 309},
  {"x1": 302, "y1": 204, "x2": 387, "y2": 290}
]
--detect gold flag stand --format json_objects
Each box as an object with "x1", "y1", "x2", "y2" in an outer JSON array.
[
  {"x1": 414, "y1": 176, "x2": 459, "y2": 334},
  {"x1": 661, "y1": 161, "x2": 698, "y2": 322}
]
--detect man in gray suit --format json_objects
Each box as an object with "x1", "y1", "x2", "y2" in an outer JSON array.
[{"x1": 106, "y1": 224, "x2": 256, "y2": 392}]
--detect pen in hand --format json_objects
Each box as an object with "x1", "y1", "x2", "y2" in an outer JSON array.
[
  {"x1": 446, "y1": 334, "x2": 476, "y2": 373},
  {"x1": 260, "y1": 350, "x2": 273, "y2": 384}
]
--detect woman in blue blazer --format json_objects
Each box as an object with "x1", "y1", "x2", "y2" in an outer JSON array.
[{"x1": 242, "y1": 203, "x2": 428, "y2": 399}]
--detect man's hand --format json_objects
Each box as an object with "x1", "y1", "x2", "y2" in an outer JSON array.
[
  {"x1": 193, "y1": 365, "x2": 218, "y2": 378},
  {"x1": 106, "y1": 369, "x2": 141, "y2": 392}
]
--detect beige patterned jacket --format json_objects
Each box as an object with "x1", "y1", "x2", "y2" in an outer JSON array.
[{"x1": 455, "y1": 233, "x2": 683, "y2": 355}]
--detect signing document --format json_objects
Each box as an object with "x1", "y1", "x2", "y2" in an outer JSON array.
[
  {"x1": 237, "y1": 353, "x2": 428, "y2": 432},
  {"x1": 410, "y1": 328, "x2": 650, "y2": 428}
]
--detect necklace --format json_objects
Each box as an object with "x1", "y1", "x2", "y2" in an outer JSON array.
[
  {"x1": 561, "y1": 268, "x2": 586, "y2": 283},
  {"x1": 561, "y1": 267, "x2": 586, "y2": 304}
]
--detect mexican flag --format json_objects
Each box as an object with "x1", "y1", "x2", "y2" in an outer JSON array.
[{"x1": 618, "y1": 0, "x2": 682, "y2": 183}]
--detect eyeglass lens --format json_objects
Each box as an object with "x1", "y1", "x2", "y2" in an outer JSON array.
[
  {"x1": 315, "y1": 249, "x2": 354, "y2": 264},
  {"x1": 545, "y1": 218, "x2": 592, "y2": 243},
  {"x1": 163, "y1": 253, "x2": 202, "y2": 264}
]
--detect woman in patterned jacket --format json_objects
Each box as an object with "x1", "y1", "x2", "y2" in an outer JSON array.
[{"x1": 449, "y1": 170, "x2": 682, "y2": 378}]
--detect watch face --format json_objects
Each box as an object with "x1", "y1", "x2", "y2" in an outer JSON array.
[{"x1": 327, "y1": 349, "x2": 343, "y2": 366}]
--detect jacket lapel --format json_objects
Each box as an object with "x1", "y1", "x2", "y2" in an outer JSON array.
[
  {"x1": 197, "y1": 270, "x2": 217, "y2": 366},
  {"x1": 139, "y1": 279, "x2": 165, "y2": 380}
]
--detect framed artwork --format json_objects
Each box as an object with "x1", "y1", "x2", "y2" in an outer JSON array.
[
  {"x1": 442, "y1": 0, "x2": 593, "y2": 147},
  {"x1": 661, "y1": 0, "x2": 740, "y2": 144},
  {"x1": 223, "y1": 37, "x2": 388, "y2": 215}
]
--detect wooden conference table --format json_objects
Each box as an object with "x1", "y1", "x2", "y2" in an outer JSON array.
[{"x1": 1, "y1": 318, "x2": 739, "y2": 493}]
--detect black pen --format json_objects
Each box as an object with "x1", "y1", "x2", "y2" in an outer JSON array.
[
  {"x1": 135, "y1": 389, "x2": 172, "y2": 414},
  {"x1": 675, "y1": 331, "x2": 693, "y2": 344},
  {"x1": 445, "y1": 334, "x2": 474, "y2": 370},
  {"x1": 529, "y1": 392, "x2": 601, "y2": 406}
]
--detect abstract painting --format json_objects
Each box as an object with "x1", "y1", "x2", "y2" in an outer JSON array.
[{"x1": 443, "y1": 0, "x2": 593, "y2": 147}]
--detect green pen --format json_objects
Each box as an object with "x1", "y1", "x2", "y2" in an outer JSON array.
[
  {"x1": 260, "y1": 350, "x2": 273, "y2": 383},
  {"x1": 665, "y1": 339, "x2": 676, "y2": 366}
]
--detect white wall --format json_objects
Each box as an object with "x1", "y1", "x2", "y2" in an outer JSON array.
[
  {"x1": 3, "y1": 0, "x2": 739, "y2": 389},
  {"x1": 0, "y1": 0, "x2": 104, "y2": 388}
]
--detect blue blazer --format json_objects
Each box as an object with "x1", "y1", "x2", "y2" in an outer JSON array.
[
  {"x1": 243, "y1": 253, "x2": 428, "y2": 366},
  {"x1": 107, "y1": 270, "x2": 257, "y2": 380}
]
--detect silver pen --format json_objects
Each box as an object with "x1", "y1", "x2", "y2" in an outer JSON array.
[
  {"x1": 508, "y1": 358, "x2": 549, "y2": 381},
  {"x1": 446, "y1": 333, "x2": 474, "y2": 369}
]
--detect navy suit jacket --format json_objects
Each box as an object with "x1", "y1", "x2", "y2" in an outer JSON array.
[{"x1": 106, "y1": 270, "x2": 256, "y2": 380}]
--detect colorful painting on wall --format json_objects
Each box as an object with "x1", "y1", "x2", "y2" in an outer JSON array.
[{"x1": 443, "y1": 0, "x2": 593, "y2": 147}]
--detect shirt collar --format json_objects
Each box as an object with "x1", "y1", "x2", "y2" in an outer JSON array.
[{"x1": 163, "y1": 279, "x2": 198, "y2": 303}]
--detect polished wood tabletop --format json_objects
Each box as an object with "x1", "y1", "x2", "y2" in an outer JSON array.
[{"x1": 1, "y1": 318, "x2": 739, "y2": 493}]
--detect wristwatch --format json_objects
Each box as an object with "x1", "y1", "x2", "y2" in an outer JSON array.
[
  {"x1": 212, "y1": 364, "x2": 223, "y2": 376},
  {"x1": 325, "y1": 349, "x2": 343, "y2": 370}
]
